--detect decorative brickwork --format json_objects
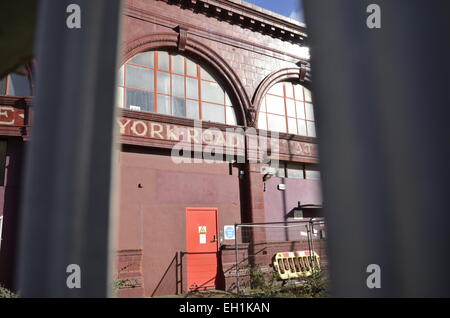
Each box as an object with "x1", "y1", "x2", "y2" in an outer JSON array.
[{"x1": 115, "y1": 249, "x2": 145, "y2": 297}]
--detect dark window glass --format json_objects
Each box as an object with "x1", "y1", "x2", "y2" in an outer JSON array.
[
  {"x1": 186, "y1": 78, "x2": 198, "y2": 99},
  {"x1": 305, "y1": 164, "x2": 321, "y2": 180},
  {"x1": 116, "y1": 87, "x2": 124, "y2": 108},
  {"x1": 200, "y1": 66, "x2": 215, "y2": 81},
  {"x1": 172, "y1": 97, "x2": 186, "y2": 117},
  {"x1": 258, "y1": 82, "x2": 316, "y2": 137},
  {"x1": 158, "y1": 51, "x2": 170, "y2": 70},
  {"x1": 157, "y1": 94, "x2": 171, "y2": 115},
  {"x1": 186, "y1": 100, "x2": 199, "y2": 120},
  {"x1": 119, "y1": 51, "x2": 237, "y2": 125},
  {"x1": 1, "y1": 66, "x2": 32, "y2": 97},
  {"x1": 186, "y1": 59, "x2": 197, "y2": 77},
  {"x1": 157, "y1": 71, "x2": 170, "y2": 94},
  {"x1": 267, "y1": 114, "x2": 286, "y2": 132},
  {"x1": 126, "y1": 65, "x2": 153, "y2": 91},
  {"x1": 0, "y1": 77, "x2": 6, "y2": 95},
  {"x1": 273, "y1": 161, "x2": 321, "y2": 181},
  {"x1": 130, "y1": 51, "x2": 154, "y2": 67},
  {"x1": 118, "y1": 66, "x2": 124, "y2": 86},
  {"x1": 286, "y1": 162, "x2": 305, "y2": 179},
  {"x1": 172, "y1": 74, "x2": 185, "y2": 97},
  {"x1": 202, "y1": 102, "x2": 225, "y2": 123},
  {"x1": 226, "y1": 106, "x2": 237, "y2": 125},
  {"x1": 126, "y1": 89, "x2": 154, "y2": 112},
  {"x1": 8, "y1": 74, "x2": 30, "y2": 96},
  {"x1": 201, "y1": 80, "x2": 224, "y2": 104},
  {"x1": 172, "y1": 55, "x2": 184, "y2": 74}
]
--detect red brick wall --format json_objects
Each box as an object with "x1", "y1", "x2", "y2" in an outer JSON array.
[
  {"x1": 114, "y1": 0, "x2": 319, "y2": 296},
  {"x1": 115, "y1": 249, "x2": 145, "y2": 297},
  {"x1": 117, "y1": 148, "x2": 242, "y2": 296},
  {"x1": 122, "y1": 0, "x2": 306, "y2": 104}
]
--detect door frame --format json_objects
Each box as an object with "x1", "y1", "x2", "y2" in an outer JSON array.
[
  {"x1": 185, "y1": 207, "x2": 220, "y2": 291},
  {"x1": 185, "y1": 207, "x2": 219, "y2": 252}
]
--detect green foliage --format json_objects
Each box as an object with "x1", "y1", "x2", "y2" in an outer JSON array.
[
  {"x1": 278, "y1": 272, "x2": 329, "y2": 298},
  {"x1": 242, "y1": 265, "x2": 328, "y2": 298},
  {"x1": 246, "y1": 265, "x2": 282, "y2": 298},
  {"x1": 185, "y1": 290, "x2": 238, "y2": 298},
  {"x1": 112, "y1": 277, "x2": 140, "y2": 291},
  {"x1": 112, "y1": 264, "x2": 140, "y2": 293},
  {"x1": 0, "y1": 285, "x2": 18, "y2": 298},
  {"x1": 248, "y1": 265, "x2": 266, "y2": 289}
]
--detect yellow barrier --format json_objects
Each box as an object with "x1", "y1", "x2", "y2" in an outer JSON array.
[{"x1": 273, "y1": 251, "x2": 320, "y2": 280}]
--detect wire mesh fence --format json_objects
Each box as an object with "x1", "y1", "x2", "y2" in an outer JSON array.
[{"x1": 233, "y1": 219, "x2": 327, "y2": 295}]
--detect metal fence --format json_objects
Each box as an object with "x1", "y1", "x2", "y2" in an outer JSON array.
[{"x1": 233, "y1": 219, "x2": 327, "y2": 295}]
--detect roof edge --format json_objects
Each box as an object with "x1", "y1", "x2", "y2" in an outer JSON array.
[{"x1": 156, "y1": 0, "x2": 307, "y2": 45}]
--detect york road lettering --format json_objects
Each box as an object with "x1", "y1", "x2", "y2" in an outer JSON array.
[
  {"x1": 117, "y1": 118, "x2": 245, "y2": 149},
  {"x1": 117, "y1": 117, "x2": 319, "y2": 160}
]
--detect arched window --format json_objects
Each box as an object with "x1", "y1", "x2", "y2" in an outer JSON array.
[
  {"x1": 117, "y1": 50, "x2": 237, "y2": 125},
  {"x1": 257, "y1": 82, "x2": 316, "y2": 137},
  {"x1": 0, "y1": 66, "x2": 32, "y2": 97}
]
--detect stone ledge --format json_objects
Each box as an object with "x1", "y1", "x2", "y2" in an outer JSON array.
[{"x1": 156, "y1": 0, "x2": 307, "y2": 44}]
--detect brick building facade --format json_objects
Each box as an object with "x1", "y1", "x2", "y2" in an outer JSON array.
[{"x1": 0, "y1": 0, "x2": 322, "y2": 297}]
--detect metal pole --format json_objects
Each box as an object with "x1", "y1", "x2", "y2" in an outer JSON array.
[
  {"x1": 237, "y1": 220, "x2": 313, "y2": 226},
  {"x1": 304, "y1": 0, "x2": 450, "y2": 297},
  {"x1": 309, "y1": 221, "x2": 315, "y2": 273},
  {"x1": 306, "y1": 222, "x2": 314, "y2": 272},
  {"x1": 17, "y1": 0, "x2": 122, "y2": 297}
]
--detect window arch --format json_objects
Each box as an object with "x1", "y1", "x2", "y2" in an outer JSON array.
[
  {"x1": 117, "y1": 50, "x2": 237, "y2": 125},
  {"x1": 0, "y1": 65, "x2": 32, "y2": 97},
  {"x1": 257, "y1": 81, "x2": 316, "y2": 137}
]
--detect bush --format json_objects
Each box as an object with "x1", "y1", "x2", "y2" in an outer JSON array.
[
  {"x1": 242, "y1": 265, "x2": 329, "y2": 298},
  {"x1": 246, "y1": 265, "x2": 282, "y2": 297},
  {"x1": 279, "y1": 272, "x2": 329, "y2": 298},
  {"x1": 112, "y1": 264, "x2": 140, "y2": 293},
  {"x1": 0, "y1": 285, "x2": 18, "y2": 298}
]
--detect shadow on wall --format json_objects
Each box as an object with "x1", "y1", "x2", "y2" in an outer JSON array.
[
  {"x1": 214, "y1": 251, "x2": 225, "y2": 290},
  {"x1": 151, "y1": 252, "x2": 182, "y2": 297},
  {"x1": 264, "y1": 177, "x2": 322, "y2": 222},
  {"x1": 170, "y1": 251, "x2": 225, "y2": 295}
]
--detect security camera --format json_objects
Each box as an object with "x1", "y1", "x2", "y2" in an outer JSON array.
[
  {"x1": 260, "y1": 166, "x2": 276, "y2": 176},
  {"x1": 261, "y1": 166, "x2": 276, "y2": 182}
]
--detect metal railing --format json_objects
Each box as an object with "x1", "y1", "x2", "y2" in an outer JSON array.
[{"x1": 233, "y1": 219, "x2": 327, "y2": 295}]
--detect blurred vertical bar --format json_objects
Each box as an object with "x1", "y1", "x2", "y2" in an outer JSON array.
[
  {"x1": 304, "y1": 0, "x2": 450, "y2": 297},
  {"x1": 17, "y1": 0, "x2": 122, "y2": 297}
]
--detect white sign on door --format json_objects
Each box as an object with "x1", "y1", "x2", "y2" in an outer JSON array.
[{"x1": 199, "y1": 234, "x2": 206, "y2": 244}]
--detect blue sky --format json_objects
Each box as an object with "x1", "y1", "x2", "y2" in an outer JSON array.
[{"x1": 244, "y1": 0, "x2": 305, "y2": 23}]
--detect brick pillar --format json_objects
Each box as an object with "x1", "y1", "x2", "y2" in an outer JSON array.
[
  {"x1": 115, "y1": 249, "x2": 144, "y2": 297},
  {"x1": 242, "y1": 163, "x2": 268, "y2": 267},
  {"x1": 245, "y1": 163, "x2": 266, "y2": 224}
]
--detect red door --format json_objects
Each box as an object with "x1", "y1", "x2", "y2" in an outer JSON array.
[{"x1": 186, "y1": 208, "x2": 219, "y2": 290}]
